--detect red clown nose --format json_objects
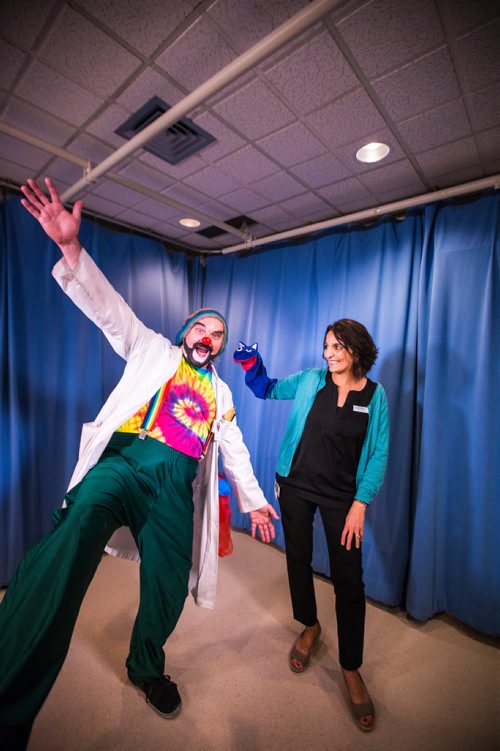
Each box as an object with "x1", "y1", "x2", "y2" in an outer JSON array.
[{"x1": 201, "y1": 337, "x2": 212, "y2": 346}]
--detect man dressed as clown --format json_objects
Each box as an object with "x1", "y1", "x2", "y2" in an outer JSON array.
[{"x1": 0, "y1": 178, "x2": 278, "y2": 750}]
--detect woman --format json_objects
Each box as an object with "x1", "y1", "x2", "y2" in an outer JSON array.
[{"x1": 234, "y1": 319, "x2": 389, "y2": 732}]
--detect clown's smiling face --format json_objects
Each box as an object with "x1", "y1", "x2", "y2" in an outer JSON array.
[{"x1": 182, "y1": 316, "x2": 225, "y2": 368}]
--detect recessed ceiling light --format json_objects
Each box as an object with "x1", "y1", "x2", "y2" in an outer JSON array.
[
  {"x1": 356, "y1": 142, "x2": 390, "y2": 163},
  {"x1": 179, "y1": 217, "x2": 201, "y2": 228}
]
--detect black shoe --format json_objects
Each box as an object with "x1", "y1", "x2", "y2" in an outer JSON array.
[{"x1": 131, "y1": 675, "x2": 182, "y2": 718}]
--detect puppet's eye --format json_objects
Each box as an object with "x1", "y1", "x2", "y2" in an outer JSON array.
[{"x1": 237, "y1": 343, "x2": 244, "y2": 351}]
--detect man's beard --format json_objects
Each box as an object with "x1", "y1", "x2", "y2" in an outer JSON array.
[{"x1": 182, "y1": 340, "x2": 217, "y2": 368}]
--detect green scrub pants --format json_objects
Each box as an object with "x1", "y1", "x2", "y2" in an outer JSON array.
[{"x1": 0, "y1": 432, "x2": 198, "y2": 745}]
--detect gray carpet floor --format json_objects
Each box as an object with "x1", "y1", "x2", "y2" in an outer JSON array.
[{"x1": 2, "y1": 529, "x2": 498, "y2": 750}]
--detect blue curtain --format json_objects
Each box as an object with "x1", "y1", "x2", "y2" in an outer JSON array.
[
  {"x1": 201, "y1": 192, "x2": 499, "y2": 637},
  {"x1": 0, "y1": 196, "x2": 192, "y2": 585},
  {"x1": 406, "y1": 198, "x2": 500, "y2": 631},
  {"x1": 2, "y1": 190, "x2": 499, "y2": 636}
]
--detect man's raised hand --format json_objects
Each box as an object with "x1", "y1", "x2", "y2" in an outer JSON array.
[{"x1": 21, "y1": 177, "x2": 83, "y2": 268}]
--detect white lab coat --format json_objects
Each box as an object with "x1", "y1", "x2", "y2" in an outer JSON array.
[{"x1": 52, "y1": 249, "x2": 267, "y2": 609}]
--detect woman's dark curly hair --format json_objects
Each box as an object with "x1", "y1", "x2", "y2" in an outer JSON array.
[{"x1": 324, "y1": 319, "x2": 379, "y2": 378}]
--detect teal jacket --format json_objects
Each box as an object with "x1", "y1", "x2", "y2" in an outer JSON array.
[{"x1": 268, "y1": 369, "x2": 389, "y2": 504}]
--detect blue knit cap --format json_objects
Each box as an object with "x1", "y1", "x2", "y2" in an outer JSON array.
[{"x1": 175, "y1": 308, "x2": 228, "y2": 353}]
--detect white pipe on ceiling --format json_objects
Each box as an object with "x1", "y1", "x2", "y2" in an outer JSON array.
[
  {"x1": 59, "y1": 0, "x2": 344, "y2": 203},
  {"x1": 4, "y1": 121, "x2": 497, "y2": 257},
  {"x1": 0, "y1": 121, "x2": 247, "y2": 240},
  {"x1": 220, "y1": 175, "x2": 500, "y2": 254}
]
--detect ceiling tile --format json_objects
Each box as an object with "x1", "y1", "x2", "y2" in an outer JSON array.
[
  {"x1": 192, "y1": 113, "x2": 245, "y2": 163},
  {"x1": 217, "y1": 187, "x2": 270, "y2": 213},
  {"x1": 207, "y1": 0, "x2": 309, "y2": 53},
  {"x1": 0, "y1": 156, "x2": 40, "y2": 186},
  {"x1": 372, "y1": 47, "x2": 460, "y2": 123},
  {"x1": 205, "y1": 70, "x2": 257, "y2": 109},
  {"x1": 416, "y1": 136, "x2": 479, "y2": 178},
  {"x1": 3, "y1": 99, "x2": 74, "y2": 146},
  {"x1": 318, "y1": 176, "x2": 374, "y2": 207},
  {"x1": 140, "y1": 152, "x2": 204, "y2": 179},
  {"x1": 278, "y1": 192, "x2": 332, "y2": 218},
  {"x1": 252, "y1": 172, "x2": 305, "y2": 202},
  {"x1": 256, "y1": 122, "x2": 326, "y2": 167},
  {"x1": 91, "y1": 180, "x2": 144, "y2": 208},
  {"x1": 118, "y1": 160, "x2": 172, "y2": 192},
  {"x1": 443, "y1": 0, "x2": 498, "y2": 37},
  {"x1": 337, "y1": 0, "x2": 444, "y2": 78},
  {"x1": 156, "y1": 16, "x2": 236, "y2": 91},
  {"x1": 335, "y1": 195, "x2": 378, "y2": 213},
  {"x1": 306, "y1": 89, "x2": 386, "y2": 149},
  {"x1": 398, "y1": 99, "x2": 472, "y2": 152},
  {"x1": 131, "y1": 197, "x2": 182, "y2": 222},
  {"x1": 290, "y1": 153, "x2": 352, "y2": 188},
  {"x1": 81, "y1": 192, "x2": 124, "y2": 217},
  {"x1": 359, "y1": 159, "x2": 425, "y2": 193},
  {"x1": 372, "y1": 182, "x2": 427, "y2": 204},
  {"x1": 456, "y1": 19, "x2": 500, "y2": 93},
  {"x1": 256, "y1": 23, "x2": 320, "y2": 71},
  {"x1": 265, "y1": 29, "x2": 358, "y2": 115},
  {"x1": 249, "y1": 222, "x2": 278, "y2": 238},
  {"x1": 85, "y1": 103, "x2": 135, "y2": 149},
  {"x1": 272, "y1": 216, "x2": 307, "y2": 232},
  {"x1": 476, "y1": 126, "x2": 500, "y2": 169},
  {"x1": 116, "y1": 69, "x2": 184, "y2": 113},
  {"x1": 83, "y1": 0, "x2": 200, "y2": 56},
  {"x1": 429, "y1": 165, "x2": 483, "y2": 189},
  {"x1": 112, "y1": 207, "x2": 157, "y2": 229},
  {"x1": 217, "y1": 146, "x2": 277, "y2": 183},
  {"x1": 163, "y1": 182, "x2": 208, "y2": 208},
  {"x1": 0, "y1": 132, "x2": 51, "y2": 171},
  {"x1": 17, "y1": 62, "x2": 105, "y2": 126},
  {"x1": 38, "y1": 7, "x2": 141, "y2": 99},
  {"x1": 467, "y1": 83, "x2": 500, "y2": 131},
  {"x1": 196, "y1": 200, "x2": 234, "y2": 222},
  {"x1": 250, "y1": 204, "x2": 293, "y2": 228},
  {"x1": 67, "y1": 134, "x2": 114, "y2": 165},
  {"x1": 0, "y1": 0, "x2": 56, "y2": 50},
  {"x1": 0, "y1": 0, "x2": 496, "y2": 253},
  {"x1": 150, "y1": 220, "x2": 191, "y2": 239},
  {"x1": 45, "y1": 158, "x2": 86, "y2": 186},
  {"x1": 0, "y1": 40, "x2": 27, "y2": 89},
  {"x1": 213, "y1": 79, "x2": 296, "y2": 140},
  {"x1": 183, "y1": 164, "x2": 242, "y2": 198}
]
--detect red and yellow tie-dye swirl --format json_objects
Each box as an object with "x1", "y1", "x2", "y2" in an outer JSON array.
[{"x1": 117, "y1": 357, "x2": 216, "y2": 458}]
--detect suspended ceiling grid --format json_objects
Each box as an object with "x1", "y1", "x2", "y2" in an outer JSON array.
[{"x1": 0, "y1": 0, "x2": 498, "y2": 254}]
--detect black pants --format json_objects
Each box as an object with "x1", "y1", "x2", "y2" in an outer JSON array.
[{"x1": 279, "y1": 486, "x2": 365, "y2": 670}]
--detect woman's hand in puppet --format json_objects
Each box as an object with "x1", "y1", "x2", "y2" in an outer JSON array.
[{"x1": 233, "y1": 341, "x2": 277, "y2": 398}]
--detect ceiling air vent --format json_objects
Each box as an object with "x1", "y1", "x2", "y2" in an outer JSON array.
[
  {"x1": 197, "y1": 215, "x2": 257, "y2": 239},
  {"x1": 115, "y1": 96, "x2": 216, "y2": 165}
]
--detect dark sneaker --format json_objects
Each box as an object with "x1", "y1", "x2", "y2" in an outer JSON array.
[{"x1": 131, "y1": 675, "x2": 182, "y2": 718}]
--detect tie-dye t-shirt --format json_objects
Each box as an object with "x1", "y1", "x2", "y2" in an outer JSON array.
[{"x1": 117, "y1": 357, "x2": 216, "y2": 458}]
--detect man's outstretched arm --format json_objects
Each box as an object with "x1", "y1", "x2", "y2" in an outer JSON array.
[
  {"x1": 20, "y1": 177, "x2": 83, "y2": 269},
  {"x1": 21, "y1": 177, "x2": 158, "y2": 361}
]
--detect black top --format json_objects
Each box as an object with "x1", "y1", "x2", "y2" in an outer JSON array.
[{"x1": 277, "y1": 374, "x2": 377, "y2": 507}]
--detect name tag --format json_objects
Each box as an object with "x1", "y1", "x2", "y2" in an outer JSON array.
[{"x1": 353, "y1": 405, "x2": 369, "y2": 413}]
